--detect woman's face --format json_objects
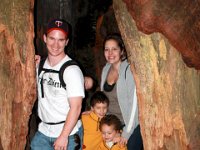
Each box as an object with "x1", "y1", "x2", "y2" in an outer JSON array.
[{"x1": 104, "y1": 39, "x2": 122, "y2": 64}]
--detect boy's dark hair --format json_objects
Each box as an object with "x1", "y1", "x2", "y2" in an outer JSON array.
[
  {"x1": 99, "y1": 114, "x2": 122, "y2": 131},
  {"x1": 90, "y1": 91, "x2": 109, "y2": 107}
]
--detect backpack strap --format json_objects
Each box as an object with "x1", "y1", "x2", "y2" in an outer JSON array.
[
  {"x1": 38, "y1": 58, "x2": 46, "y2": 76},
  {"x1": 59, "y1": 60, "x2": 79, "y2": 89},
  {"x1": 38, "y1": 58, "x2": 46, "y2": 98},
  {"x1": 38, "y1": 59, "x2": 78, "y2": 97},
  {"x1": 38, "y1": 58, "x2": 60, "y2": 98}
]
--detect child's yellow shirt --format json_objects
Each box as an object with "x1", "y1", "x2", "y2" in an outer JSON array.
[
  {"x1": 96, "y1": 141, "x2": 127, "y2": 150},
  {"x1": 82, "y1": 112, "x2": 102, "y2": 149}
]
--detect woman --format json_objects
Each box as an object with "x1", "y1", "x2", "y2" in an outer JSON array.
[{"x1": 100, "y1": 33, "x2": 143, "y2": 150}]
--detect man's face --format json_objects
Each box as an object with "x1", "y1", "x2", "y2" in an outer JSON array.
[{"x1": 44, "y1": 30, "x2": 68, "y2": 57}]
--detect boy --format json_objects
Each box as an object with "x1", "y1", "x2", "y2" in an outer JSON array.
[
  {"x1": 82, "y1": 91, "x2": 109, "y2": 149},
  {"x1": 97, "y1": 114, "x2": 127, "y2": 150}
]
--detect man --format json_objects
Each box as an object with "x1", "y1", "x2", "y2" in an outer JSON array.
[{"x1": 31, "y1": 19, "x2": 85, "y2": 150}]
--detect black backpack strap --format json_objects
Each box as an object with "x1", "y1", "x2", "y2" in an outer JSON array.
[
  {"x1": 38, "y1": 58, "x2": 60, "y2": 98},
  {"x1": 38, "y1": 58, "x2": 60, "y2": 75},
  {"x1": 40, "y1": 69, "x2": 60, "y2": 98},
  {"x1": 38, "y1": 58, "x2": 46, "y2": 98},
  {"x1": 59, "y1": 60, "x2": 79, "y2": 89},
  {"x1": 38, "y1": 58, "x2": 46, "y2": 76}
]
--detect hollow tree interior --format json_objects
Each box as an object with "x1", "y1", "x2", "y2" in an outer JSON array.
[{"x1": 0, "y1": 0, "x2": 199, "y2": 150}]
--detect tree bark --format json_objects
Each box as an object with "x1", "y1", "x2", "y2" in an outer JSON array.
[
  {"x1": 121, "y1": 0, "x2": 200, "y2": 70},
  {"x1": 113, "y1": 0, "x2": 200, "y2": 149},
  {"x1": 0, "y1": 0, "x2": 36, "y2": 149}
]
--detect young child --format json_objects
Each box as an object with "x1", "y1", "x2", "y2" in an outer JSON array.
[
  {"x1": 82, "y1": 91, "x2": 109, "y2": 149},
  {"x1": 97, "y1": 114, "x2": 127, "y2": 150}
]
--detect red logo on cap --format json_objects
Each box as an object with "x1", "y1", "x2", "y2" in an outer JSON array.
[{"x1": 55, "y1": 21, "x2": 63, "y2": 27}]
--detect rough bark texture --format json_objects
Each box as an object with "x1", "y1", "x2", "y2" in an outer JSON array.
[
  {"x1": 113, "y1": 0, "x2": 200, "y2": 149},
  {"x1": 122, "y1": 0, "x2": 200, "y2": 70},
  {"x1": 0, "y1": 0, "x2": 36, "y2": 150}
]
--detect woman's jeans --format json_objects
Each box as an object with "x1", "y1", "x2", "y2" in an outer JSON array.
[
  {"x1": 31, "y1": 127, "x2": 82, "y2": 150},
  {"x1": 127, "y1": 125, "x2": 143, "y2": 150}
]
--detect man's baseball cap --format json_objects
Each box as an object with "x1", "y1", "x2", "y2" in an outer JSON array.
[{"x1": 46, "y1": 19, "x2": 69, "y2": 36}]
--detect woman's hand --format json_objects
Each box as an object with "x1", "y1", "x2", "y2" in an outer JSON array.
[{"x1": 113, "y1": 134, "x2": 127, "y2": 147}]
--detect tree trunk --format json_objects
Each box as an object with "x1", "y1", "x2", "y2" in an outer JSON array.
[
  {"x1": 113, "y1": 0, "x2": 200, "y2": 149},
  {"x1": 0, "y1": 0, "x2": 36, "y2": 149}
]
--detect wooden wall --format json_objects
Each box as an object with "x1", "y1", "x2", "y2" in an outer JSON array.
[{"x1": 0, "y1": 0, "x2": 36, "y2": 149}]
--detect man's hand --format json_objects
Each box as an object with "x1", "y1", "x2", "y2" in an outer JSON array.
[
  {"x1": 35, "y1": 55, "x2": 41, "y2": 66},
  {"x1": 54, "y1": 97, "x2": 82, "y2": 150},
  {"x1": 53, "y1": 134, "x2": 68, "y2": 150}
]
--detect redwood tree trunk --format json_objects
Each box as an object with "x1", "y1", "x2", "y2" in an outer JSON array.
[
  {"x1": 113, "y1": 0, "x2": 200, "y2": 149},
  {"x1": 0, "y1": 0, "x2": 36, "y2": 149}
]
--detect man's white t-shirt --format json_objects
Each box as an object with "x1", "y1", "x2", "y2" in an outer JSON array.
[{"x1": 37, "y1": 55, "x2": 85, "y2": 137}]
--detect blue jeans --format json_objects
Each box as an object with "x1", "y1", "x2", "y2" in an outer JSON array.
[
  {"x1": 31, "y1": 130, "x2": 81, "y2": 150},
  {"x1": 77, "y1": 125, "x2": 83, "y2": 149}
]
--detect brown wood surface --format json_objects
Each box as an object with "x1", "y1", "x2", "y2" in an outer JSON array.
[
  {"x1": 113, "y1": 0, "x2": 200, "y2": 149},
  {"x1": 0, "y1": 0, "x2": 36, "y2": 149},
  {"x1": 122, "y1": 0, "x2": 200, "y2": 70}
]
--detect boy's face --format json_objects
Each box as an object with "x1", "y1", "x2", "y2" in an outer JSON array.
[
  {"x1": 101, "y1": 124, "x2": 118, "y2": 142},
  {"x1": 44, "y1": 30, "x2": 68, "y2": 57},
  {"x1": 91, "y1": 102, "x2": 108, "y2": 119}
]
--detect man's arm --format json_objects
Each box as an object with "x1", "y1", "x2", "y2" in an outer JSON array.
[{"x1": 53, "y1": 96, "x2": 82, "y2": 150}]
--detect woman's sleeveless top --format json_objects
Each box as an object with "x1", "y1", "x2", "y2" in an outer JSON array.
[{"x1": 103, "y1": 81, "x2": 124, "y2": 123}]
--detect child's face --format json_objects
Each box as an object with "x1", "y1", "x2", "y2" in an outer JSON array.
[
  {"x1": 101, "y1": 124, "x2": 118, "y2": 143},
  {"x1": 91, "y1": 102, "x2": 108, "y2": 119}
]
